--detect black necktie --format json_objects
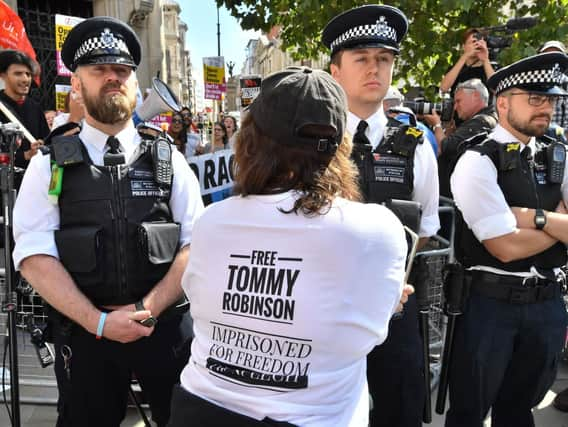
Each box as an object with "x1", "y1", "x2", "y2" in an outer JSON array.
[
  {"x1": 104, "y1": 136, "x2": 125, "y2": 166},
  {"x1": 521, "y1": 145, "x2": 533, "y2": 167},
  {"x1": 522, "y1": 145, "x2": 532, "y2": 160},
  {"x1": 353, "y1": 120, "x2": 371, "y2": 146}
]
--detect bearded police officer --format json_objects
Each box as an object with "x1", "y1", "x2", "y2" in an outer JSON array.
[
  {"x1": 447, "y1": 52, "x2": 568, "y2": 427},
  {"x1": 12, "y1": 17, "x2": 203, "y2": 427},
  {"x1": 322, "y1": 5, "x2": 440, "y2": 427}
]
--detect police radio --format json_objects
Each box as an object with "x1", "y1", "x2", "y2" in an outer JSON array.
[
  {"x1": 547, "y1": 142, "x2": 566, "y2": 184},
  {"x1": 152, "y1": 138, "x2": 173, "y2": 187}
]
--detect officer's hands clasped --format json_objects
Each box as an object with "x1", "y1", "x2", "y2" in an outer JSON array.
[{"x1": 98, "y1": 308, "x2": 155, "y2": 343}]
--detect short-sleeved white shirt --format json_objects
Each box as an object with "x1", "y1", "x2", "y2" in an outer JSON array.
[{"x1": 180, "y1": 192, "x2": 406, "y2": 426}]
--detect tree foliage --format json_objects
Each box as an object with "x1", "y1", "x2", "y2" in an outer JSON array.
[{"x1": 218, "y1": 0, "x2": 568, "y2": 98}]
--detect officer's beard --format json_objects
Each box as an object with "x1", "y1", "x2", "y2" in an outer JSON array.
[
  {"x1": 507, "y1": 109, "x2": 550, "y2": 138},
  {"x1": 81, "y1": 83, "x2": 136, "y2": 125}
]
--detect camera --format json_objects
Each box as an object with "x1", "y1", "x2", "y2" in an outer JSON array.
[
  {"x1": 473, "y1": 31, "x2": 512, "y2": 50},
  {"x1": 404, "y1": 96, "x2": 454, "y2": 123},
  {"x1": 472, "y1": 17, "x2": 537, "y2": 61}
]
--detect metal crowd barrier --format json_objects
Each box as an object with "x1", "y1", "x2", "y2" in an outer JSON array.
[
  {"x1": 418, "y1": 201, "x2": 455, "y2": 390},
  {"x1": 0, "y1": 269, "x2": 58, "y2": 405}
]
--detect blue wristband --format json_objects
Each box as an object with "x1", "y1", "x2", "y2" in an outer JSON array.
[{"x1": 96, "y1": 312, "x2": 107, "y2": 340}]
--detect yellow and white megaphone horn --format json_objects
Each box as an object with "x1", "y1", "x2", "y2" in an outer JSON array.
[{"x1": 133, "y1": 77, "x2": 180, "y2": 125}]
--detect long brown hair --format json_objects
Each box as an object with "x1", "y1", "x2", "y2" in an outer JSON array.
[{"x1": 233, "y1": 114, "x2": 361, "y2": 216}]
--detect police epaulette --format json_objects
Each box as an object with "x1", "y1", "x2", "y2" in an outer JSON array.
[
  {"x1": 467, "y1": 133, "x2": 495, "y2": 155},
  {"x1": 390, "y1": 125, "x2": 423, "y2": 157},
  {"x1": 50, "y1": 135, "x2": 85, "y2": 167}
]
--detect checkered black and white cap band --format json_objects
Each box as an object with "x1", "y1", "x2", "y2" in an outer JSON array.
[
  {"x1": 330, "y1": 15, "x2": 397, "y2": 51},
  {"x1": 73, "y1": 28, "x2": 130, "y2": 64},
  {"x1": 495, "y1": 63, "x2": 565, "y2": 93}
]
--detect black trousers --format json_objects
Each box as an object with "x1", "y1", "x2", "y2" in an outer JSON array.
[
  {"x1": 445, "y1": 290, "x2": 567, "y2": 427},
  {"x1": 167, "y1": 384, "x2": 297, "y2": 427},
  {"x1": 53, "y1": 313, "x2": 193, "y2": 427},
  {"x1": 367, "y1": 294, "x2": 425, "y2": 427}
]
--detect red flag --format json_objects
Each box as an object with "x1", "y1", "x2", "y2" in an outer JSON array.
[{"x1": 0, "y1": 0, "x2": 40, "y2": 84}]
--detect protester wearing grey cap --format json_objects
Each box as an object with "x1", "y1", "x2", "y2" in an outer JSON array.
[
  {"x1": 447, "y1": 52, "x2": 568, "y2": 427},
  {"x1": 167, "y1": 66, "x2": 411, "y2": 427},
  {"x1": 323, "y1": 5, "x2": 440, "y2": 427},
  {"x1": 12, "y1": 16, "x2": 204, "y2": 426}
]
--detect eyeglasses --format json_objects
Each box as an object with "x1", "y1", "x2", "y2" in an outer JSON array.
[
  {"x1": 171, "y1": 119, "x2": 183, "y2": 124},
  {"x1": 508, "y1": 92, "x2": 558, "y2": 107}
]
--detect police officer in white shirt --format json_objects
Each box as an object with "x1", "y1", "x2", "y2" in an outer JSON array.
[
  {"x1": 322, "y1": 5, "x2": 440, "y2": 427},
  {"x1": 12, "y1": 16, "x2": 203, "y2": 427},
  {"x1": 448, "y1": 52, "x2": 568, "y2": 427}
]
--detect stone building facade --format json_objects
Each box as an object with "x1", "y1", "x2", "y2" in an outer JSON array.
[{"x1": 14, "y1": 0, "x2": 193, "y2": 109}]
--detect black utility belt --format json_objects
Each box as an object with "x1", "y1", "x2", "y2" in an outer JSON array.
[{"x1": 469, "y1": 271, "x2": 561, "y2": 304}]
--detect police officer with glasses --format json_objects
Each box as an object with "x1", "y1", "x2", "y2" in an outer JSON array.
[{"x1": 447, "y1": 52, "x2": 568, "y2": 427}]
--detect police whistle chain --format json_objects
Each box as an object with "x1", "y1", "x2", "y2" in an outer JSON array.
[
  {"x1": 413, "y1": 255, "x2": 432, "y2": 423},
  {"x1": 0, "y1": 123, "x2": 22, "y2": 427},
  {"x1": 435, "y1": 262, "x2": 466, "y2": 415}
]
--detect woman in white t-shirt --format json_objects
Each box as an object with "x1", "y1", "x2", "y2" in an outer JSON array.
[{"x1": 167, "y1": 67, "x2": 408, "y2": 427}]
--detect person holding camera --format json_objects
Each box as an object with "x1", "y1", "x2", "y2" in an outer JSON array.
[
  {"x1": 447, "y1": 52, "x2": 568, "y2": 427},
  {"x1": 12, "y1": 17, "x2": 204, "y2": 427},
  {"x1": 423, "y1": 78, "x2": 497, "y2": 197},
  {"x1": 168, "y1": 66, "x2": 409, "y2": 427},
  {"x1": 322, "y1": 5, "x2": 439, "y2": 427},
  {"x1": 440, "y1": 28, "x2": 495, "y2": 97}
]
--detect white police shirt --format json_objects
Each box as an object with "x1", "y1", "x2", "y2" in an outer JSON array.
[
  {"x1": 180, "y1": 191, "x2": 406, "y2": 427},
  {"x1": 451, "y1": 124, "x2": 568, "y2": 276},
  {"x1": 347, "y1": 109, "x2": 440, "y2": 238},
  {"x1": 13, "y1": 120, "x2": 204, "y2": 269}
]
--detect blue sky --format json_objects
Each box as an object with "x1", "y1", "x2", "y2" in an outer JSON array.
[{"x1": 181, "y1": 1, "x2": 259, "y2": 85}]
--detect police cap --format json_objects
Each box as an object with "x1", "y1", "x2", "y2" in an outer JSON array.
[
  {"x1": 487, "y1": 52, "x2": 568, "y2": 96},
  {"x1": 61, "y1": 16, "x2": 141, "y2": 72},
  {"x1": 321, "y1": 5, "x2": 408, "y2": 57}
]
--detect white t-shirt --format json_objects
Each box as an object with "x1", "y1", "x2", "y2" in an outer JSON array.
[{"x1": 180, "y1": 191, "x2": 406, "y2": 426}]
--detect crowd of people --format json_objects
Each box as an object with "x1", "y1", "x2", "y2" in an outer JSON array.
[{"x1": 0, "y1": 4, "x2": 567, "y2": 427}]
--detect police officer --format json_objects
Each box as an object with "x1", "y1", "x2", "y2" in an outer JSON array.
[
  {"x1": 12, "y1": 17, "x2": 204, "y2": 427},
  {"x1": 322, "y1": 5, "x2": 440, "y2": 427},
  {"x1": 448, "y1": 52, "x2": 568, "y2": 427}
]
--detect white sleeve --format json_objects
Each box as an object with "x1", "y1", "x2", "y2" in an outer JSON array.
[
  {"x1": 13, "y1": 152, "x2": 60, "y2": 270},
  {"x1": 451, "y1": 151, "x2": 517, "y2": 241},
  {"x1": 170, "y1": 150, "x2": 205, "y2": 248},
  {"x1": 413, "y1": 140, "x2": 440, "y2": 237}
]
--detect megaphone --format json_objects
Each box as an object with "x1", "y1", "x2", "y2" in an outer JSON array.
[{"x1": 133, "y1": 77, "x2": 180, "y2": 126}]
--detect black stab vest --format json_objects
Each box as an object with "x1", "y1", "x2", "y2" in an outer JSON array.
[
  {"x1": 52, "y1": 136, "x2": 178, "y2": 305},
  {"x1": 458, "y1": 138, "x2": 567, "y2": 271},
  {"x1": 354, "y1": 118, "x2": 421, "y2": 203}
]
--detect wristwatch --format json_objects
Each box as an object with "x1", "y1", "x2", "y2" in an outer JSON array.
[
  {"x1": 534, "y1": 208, "x2": 547, "y2": 230},
  {"x1": 135, "y1": 300, "x2": 157, "y2": 327},
  {"x1": 432, "y1": 123, "x2": 443, "y2": 132}
]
